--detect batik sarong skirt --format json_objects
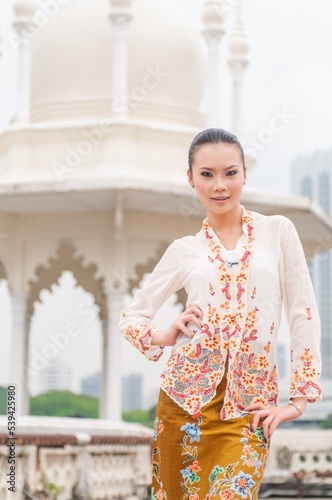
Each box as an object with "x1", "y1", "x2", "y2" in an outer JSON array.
[{"x1": 151, "y1": 374, "x2": 270, "y2": 500}]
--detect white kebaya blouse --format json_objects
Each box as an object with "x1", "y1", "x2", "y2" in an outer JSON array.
[{"x1": 119, "y1": 207, "x2": 322, "y2": 420}]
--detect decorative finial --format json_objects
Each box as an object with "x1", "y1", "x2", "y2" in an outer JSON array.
[
  {"x1": 13, "y1": 0, "x2": 36, "y2": 124},
  {"x1": 14, "y1": 0, "x2": 36, "y2": 19},
  {"x1": 109, "y1": 0, "x2": 133, "y2": 118},
  {"x1": 228, "y1": 4, "x2": 250, "y2": 149},
  {"x1": 110, "y1": 0, "x2": 132, "y2": 7},
  {"x1": 109, "y1": 0, "x2": 133, "y2": 23},
  {"x1": 228, "y1": 4, "x2": 249, "y2": 65},
  {"x1": 202, "y1": 0, "x2": 225, "y2": 40},
  {"x1": 201, "y1": 0, "x2": 225, "y2": 127}
]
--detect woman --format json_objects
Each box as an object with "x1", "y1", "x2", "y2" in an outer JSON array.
[{"x1": 119, "y1": 128, "x2": 322, "y2": 500}]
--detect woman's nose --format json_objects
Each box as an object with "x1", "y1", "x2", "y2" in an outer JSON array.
[{"x1": 213, "y1": 177, "x2": 226, "y2": 191}]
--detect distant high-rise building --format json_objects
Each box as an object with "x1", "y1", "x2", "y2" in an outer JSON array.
[
  {"x1": 122, "y1": 374, "x2": 143, "y2": 412},
  {"x1": 292, "y1": 148, "x2": 332, "y2": 387},
  {"x1": 81, "y1": 372, "x2": 101, "y2": 399},
  {"x1": 80, "y1": 371, "x2": 144, "y2": 411},
  {"x1": 39, "y1": 361, "x2": 72, "y2": 394}
]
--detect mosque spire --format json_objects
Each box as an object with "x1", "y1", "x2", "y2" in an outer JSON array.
[
  {"x1": 109, "y1": 0, "x2": 133, "y2": 119},
  {"x1": 13, "y1": 0, "x2": 36, "y2": 125},
  {"x1": 228, "y1": 4, "x2": 249, "y2": 138},
  {"x1": 202, "y1": 0, "x2": 225, "y2": 127}
]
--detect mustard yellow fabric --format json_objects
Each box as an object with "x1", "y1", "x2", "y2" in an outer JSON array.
[{"x1": 152, "y1": 375, "x2": 270, "y2": 500}]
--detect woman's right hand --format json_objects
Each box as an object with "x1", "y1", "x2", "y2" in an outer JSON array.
[{"x1": 151, "y1": 303, "x2": 203, "y2": 346}]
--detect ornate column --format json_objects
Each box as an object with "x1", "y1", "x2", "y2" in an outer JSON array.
[
  {"x1": 202, "y1": 0, "x2": 225, "y2": 127},
  {"x1": 103, "y1": 290, "x2": 126, "y2": 420},
  {"x1": 10, "y1": 291, "x2": 30, "y2": 415},
  {"x1": 13, "y1": 0, "x2": 36, "y2": 124},
  {"x1": 102, "y1": 192, "x2": 125, "y2": 420},
  {"x1": 75, "y1": 434, "x2": 91, "y2": 498},
  {"x1": 100, "y1": 317, "x2": 107, "y2": 419},
  {"x1": 228, "y1": 5, "x2": 249, "y2": 137},
  {"x1": 109, "y1": 0, "x2": 133, "y2": 119}
]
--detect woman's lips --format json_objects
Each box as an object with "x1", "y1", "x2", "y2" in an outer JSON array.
[{"x1": 212, "y1": 196, "x2": 229, "y2": 202}]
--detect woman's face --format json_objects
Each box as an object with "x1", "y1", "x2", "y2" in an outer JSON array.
[{"x1": 187, "y1": 142, "x2": 246, "y2": 218}]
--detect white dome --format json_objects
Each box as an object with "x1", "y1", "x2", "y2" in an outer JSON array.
[{"x1": 31, "y1": 0, "x2": 207, "y2": 127}]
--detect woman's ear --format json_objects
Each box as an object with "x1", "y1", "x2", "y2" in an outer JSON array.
[
  {"x1": 243, "y1": 165, "x2": 247, "y2": 185},
  {"x1": 187, "y1": 168, "x2": 194, "y2": 188}
]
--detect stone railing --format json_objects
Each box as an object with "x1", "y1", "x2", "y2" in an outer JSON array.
[
  {"x1": 1, "y1": 418, "x2": 332, "y2": 499},
  {"x1": 0, "y1": 416, "x2": 152, "y2": 500},
  {"x1": 261, "y1": 428, "x2": 332, "y2": 497},
  {"x1": 0, "y1": 435, "x2": 152, "y2": 500}
]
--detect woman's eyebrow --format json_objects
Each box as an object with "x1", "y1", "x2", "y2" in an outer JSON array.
[{"x1": 198, "y1": 165, "x2": 240, "y2": 170}]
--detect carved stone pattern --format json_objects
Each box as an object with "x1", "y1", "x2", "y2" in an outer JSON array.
[
  {"x1": 89, "y1": 451, "x2": 137, "y2": 498},
  {"x1": 0, "y1": 443, "x2": 151, "y2": 499},
  {"x1": 0, "y1": 447, "x2": 32, "y2": 499},
  {"x1": 291, "y1": 451, "x2": 332, "y2": 474},
  {"x1": 0, "y1": 454, "x2": 8, "y2": 498},
  {"x1": 40, "y1": 449, "x2": 78, "y2": 499},
  {"x1": 28, "y1": 241, "x2": 107, "y2": 318},
  {"x1": 128, "y1": 243, "x2": 186, "y2": 310}
]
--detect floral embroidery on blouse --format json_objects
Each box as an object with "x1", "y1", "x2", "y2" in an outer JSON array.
[
  {"x1": 160, "y1": 211, "x2": 257, "y2": 418},
  {"x1": 290, "y1": 347, "x2": 321, "y2": 401},
  {"x1": 119, "y1": 207, "x2": 322, "y2": 419},
  {"x1": 122, "y1": 322, "x2": 164, "y2": 362}
]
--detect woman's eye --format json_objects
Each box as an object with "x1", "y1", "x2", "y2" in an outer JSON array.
[
  {"x1": 226, "y1": 170, "x2": 237, "y2": 176},
  {"x1": 201, "y1": 171, "x2": 212, "y2": 177}
]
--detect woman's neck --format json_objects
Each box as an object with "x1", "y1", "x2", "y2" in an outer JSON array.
[{"x1": 207, "y1": 205, "x2": 243, "y2": 233}]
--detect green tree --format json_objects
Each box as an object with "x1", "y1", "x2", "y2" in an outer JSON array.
[
  {"x1": 122, "y1": 405, "x2": 156, "y2": 428},
  {"x1": 0, "y1": 386, "x2": 158, "y2": 425},
  {"x1": 0, "y1": 386, "x2": 7, "y2": 415},
  {"x1": 321, "y1": 413, "x2": 332, "y2": 429},
  {"x1": 148, "y1": 404, "x2": 156, "y2": 423},
  {"x1": 30, "y1": 390, "x2": 98, "y2": 418}
]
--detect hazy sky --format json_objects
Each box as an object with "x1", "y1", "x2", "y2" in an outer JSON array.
[{"x1": 0, "y1": 0, "x2": 332, "y2": 406}]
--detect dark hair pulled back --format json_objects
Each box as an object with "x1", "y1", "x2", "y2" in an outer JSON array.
[{"x1": 188, "y1": 128, "x2": 245, "y2": 172}]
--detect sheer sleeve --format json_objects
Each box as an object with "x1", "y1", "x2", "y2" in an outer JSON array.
[
  {"x1": 119, "y1": 241, "x2": 183, "y2": 361},
  {"x1": 280, "y1": 219, "x2": 322, "y2": 402}
]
